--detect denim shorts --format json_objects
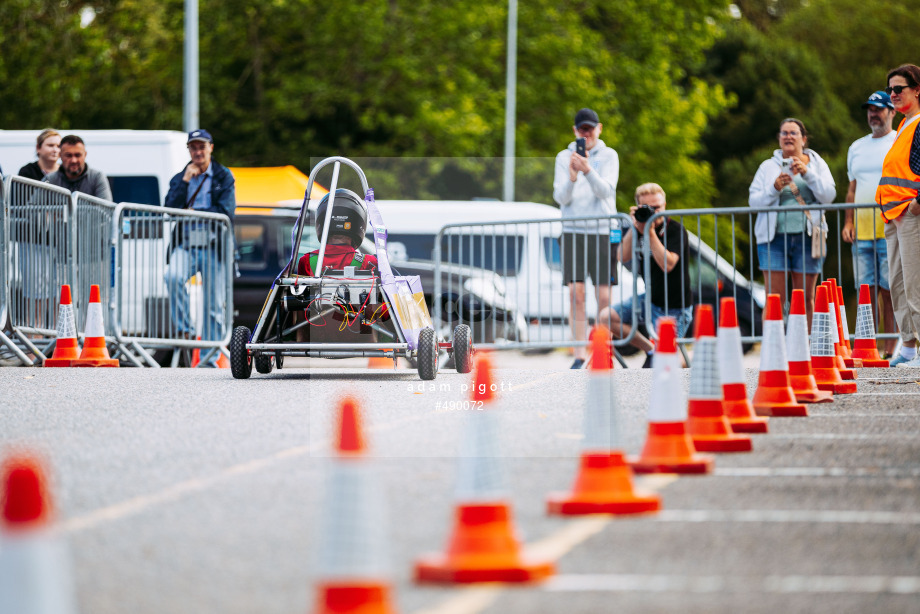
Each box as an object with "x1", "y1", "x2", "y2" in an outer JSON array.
[
  {"x1": 757, "y1": 232, "x2": 824, "y2": 274},
  {"x1": 612, "y1": 294, "x2": 694, "y2": 339},
  {"x1": 852, "y1": 239, "x2": 889, "y2": 290}
]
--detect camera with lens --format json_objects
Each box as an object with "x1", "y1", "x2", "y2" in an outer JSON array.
[{"x1": 633, "y1": 205, "x2": 654, "y2": 224}]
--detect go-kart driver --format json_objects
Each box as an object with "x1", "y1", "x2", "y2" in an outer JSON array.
[{"x1": 297, "y1": 188, "x2": 378, "y2": 276}]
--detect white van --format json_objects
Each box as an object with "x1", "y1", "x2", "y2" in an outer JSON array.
[{"x1": 0, "y1": 129, "x2": 188, "y2": 205}]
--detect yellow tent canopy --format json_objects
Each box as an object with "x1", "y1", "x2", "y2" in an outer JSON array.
[{"x1": 229, "y1": 165, "x2": 328, "y2": 204}]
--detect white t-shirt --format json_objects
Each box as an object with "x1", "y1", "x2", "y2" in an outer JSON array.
[{"x1": 847, "y1": 130, "x2": 896, "y2": 240}]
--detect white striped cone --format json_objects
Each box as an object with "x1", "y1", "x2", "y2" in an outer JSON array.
[
  {"x1": 836, "y1": 288, "x2": 862, "y2": 368},
  {"x1": 582, "y1": 368, "x2": 621, "y2": 453},
  {"x1": 752, "y1": 295, "x2": 807, "y2": 417},
  {"x1": 851, "y1": 285, "x2": 889, "y2": 367},
  {"x1": 630, "y1": 318, "x2": 713, "y2": 474},
  {"x1": 810, "y1": 285, "x2": 857, "y2": 395},
  {"x1": 717, "y1": 298, "x2": 768, "y2": 433},
  {"x1": 44, "y1": 285, "x2": 80, "y2": 367},
  {"x1": 313, "y1": 399, "x2": 395, "y2": 614},
  {"x1": 0, "y1": 455, "x2": 78, "y2": 614},
  {"x1": 786, "y1": 291, "x2": 833, "y2": 403},
  {"x1": 73, "y1": 285, "x2": 118, "y2": 367},
  {"x1": 686, "y1": 305, "x2": 751, "y2": 453},
  {"x1": 824, "y1": 286, "x2": 856, "y2": 379}
]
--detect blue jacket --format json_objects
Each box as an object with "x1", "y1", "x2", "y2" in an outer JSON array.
[{"x1": 164, "y1": 161, "x2": 235, "y2": 260}]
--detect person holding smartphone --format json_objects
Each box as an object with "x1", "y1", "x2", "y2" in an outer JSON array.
[
  {"x1": 553, "y1": 108, "x2": 620, "y2": 368},
  {"x1": 749, "y1": 117, "x2": 836, "y2": 326}
]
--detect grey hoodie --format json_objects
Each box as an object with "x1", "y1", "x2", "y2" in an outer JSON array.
[{"x1": 553, "y1": 139, "x2": 619, "y2": 233}]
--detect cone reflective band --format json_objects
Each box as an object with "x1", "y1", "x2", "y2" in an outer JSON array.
[
  {"x1": 313, "y1": 398, "x2": 396, "y2": 614},
  {"x1": 836, "y1": 285, "x2": 862, "y2": 368},
  {"x1": 850, "y1": 284, "x2": 889, "y2": 367},
  {"x1": 810, "y1": 285, "x2": 857, "y2": 395},
  {"x1": 686, "y1": 305, "x2": 752, "y2": 452},
  {"x1": 786, "y1": 289, "x2": 833, "y2": 404},
  {"x1": 415, "y1": 354, "x2": 554, "y2": 583},
  {"x1": 825, "y1": 281, "x2": 856, "y2": 380},
  {"x1": 630, "y1": 318, "x2": 714, "y2": 474},
  {"x1": 751, "y1": 294, "x2": 808, "y2": 417},
  {"x1": 44, "y1": 285, "x2": 81, "y2": 368},
  {"x1": 73, "y1": 285, "x2": 118, "y2": 368},
  {"x1": 717, "y1": 298, "x2": 768, "y2": 433},
  {"x1": 0, "y1": 454, "x2": 79, "y2": 614},
  {"x1": 547, "y1": 327, "x2": 660, "y2": 515}
]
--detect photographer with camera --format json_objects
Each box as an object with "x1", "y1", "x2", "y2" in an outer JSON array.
[
  {"x1": 600, "y1": 183, "x2": 691, "y2": 368},
  {"x1": 553, "y1": 107, "x2": 619, "y2": 369}
]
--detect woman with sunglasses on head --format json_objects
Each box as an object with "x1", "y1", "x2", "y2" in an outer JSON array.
[
  {"x1": 876, "y1": 64, "x2": 920, "y2": 367},
  {"x1": 749, "y1": 118, "x2": 836, "y2": 326}
]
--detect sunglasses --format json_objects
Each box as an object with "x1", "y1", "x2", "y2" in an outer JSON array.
[{"x1": 885, "y1": 84, "x2": 913, "y2": 96}]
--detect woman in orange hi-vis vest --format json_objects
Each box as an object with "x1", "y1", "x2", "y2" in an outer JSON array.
[{"x1": 877, "y1": 64, "x2": 920, "y2": 367}]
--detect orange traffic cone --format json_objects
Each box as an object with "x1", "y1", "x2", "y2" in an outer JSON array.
[
  {"x1": 825, "y1": 280, "x2": 857, "y2": 379},
  {"x1": 0, "y1": 453, "x2": 78, "y2": 613},
  {"x1": 850, "y1": 284, "x2": 889, "y2": 367},
  {"x1": 191, "y1": 337, "x2": 231, "y2": 369},
  {"x1": 717, "y1": 298, "x2": 768, "y2": 433},
  {"x1": 547, "y1": 326, "x2": 661, "y2": 515},
  {"x1": 368, "y1": 352, "x2": 396, "y2": 369},
  {"x1": 811, "y1": 285, "x2": 858, "y2": 395},
  {"x1": 630, "y1": 318, "x2": 714, "y2": 474},
  {"x1": 786, "y1": 289, "x2": 833, "y2": 404},
  {"x1": 415, "y1": 354, "x2": 554, "y2": 583},
  {"x1": 312, "y1": 398, "x2": 397, "y2": 614},
  {"x1": 751, "y1": 294, "x2": 808, "y2": 417},
  {"x1": 72, "y1": 284, "x2": 119, "y2": 367},
  {"x1": 44, "y1": 285, "x2": 81, "y2": 368},
  {"x1": 686, "y1": 305, "x2": 752, "y2": 452},
  {"x1": 836, "y1": 285, "x2": 862, "y2": 368}
]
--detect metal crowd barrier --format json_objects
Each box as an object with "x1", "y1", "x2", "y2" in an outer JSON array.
[
  {"x1": 641, "y1": 203, "x2": 897, "y2": 358},
  {"x1": 112, "y1": 203, "x2": 234, "y2": 367},
  {"x1": 74, "y1": 193, "x2": 117, "y2": 334},
  {"x1": 432, "y1": 213, "x2": 639, "y2": 351}
]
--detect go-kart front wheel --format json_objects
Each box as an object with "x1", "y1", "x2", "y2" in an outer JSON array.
[
  {"x1": 230, "y1": 326, "x2": 252, "y2": 379},
  {"x1": 255, "y1": 353, "x2": 273, "y2": 374},
  {"x1": 452, "y1": 324, "x2": 473, "y2": 373},
  {"x1": 417, "y1": 327, "x2": 438, "y2": 381}
]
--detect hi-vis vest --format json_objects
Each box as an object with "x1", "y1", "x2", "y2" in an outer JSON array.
[{"x1": 877, "y1": 114, "x2": 920, "y2": 222}]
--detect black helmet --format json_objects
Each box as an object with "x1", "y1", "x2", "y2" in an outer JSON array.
[{"x1": 315, "y1": 188, "x2": 368, "y2": 249}]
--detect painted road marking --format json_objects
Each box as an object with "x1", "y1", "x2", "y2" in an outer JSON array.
[
  {"x1": 410, "y1": 475, "x2": 678, "y2": 614},
  {"x1": 653, "y1": 509, "x2": 920, "y2": 525},
  {"x1": 544, "y1": 574, "x2": 920, "y2": 594}
]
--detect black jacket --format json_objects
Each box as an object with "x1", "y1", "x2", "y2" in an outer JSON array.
[{"x1": 164, "y1": 161, "x2": 235, "y2": 261}]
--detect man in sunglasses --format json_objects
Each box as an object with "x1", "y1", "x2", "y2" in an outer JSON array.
[
  {"x1": 553, "y1": 107, "x2": 620, "y2": 369},
  {"x1": 842, "y1": 91, "x2": 898, "y2": 359}
]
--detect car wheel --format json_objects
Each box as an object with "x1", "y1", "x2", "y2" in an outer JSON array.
[
  {"x1": 230, "y1": 326, "x2": 252, "y2": 379},
  {"x1": 418, "y1": 327, "x2": 438, "y2": 381},
  {"x1": 452, "y1": 324, "x2": 473, "y2": 373},
  {"x1": 255, "y1": 353, "x2": 273, "y2": 374}
]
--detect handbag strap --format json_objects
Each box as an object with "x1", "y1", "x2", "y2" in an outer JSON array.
[{"x1": 185, "y1": 175, "x2": 209, "y2": 209}]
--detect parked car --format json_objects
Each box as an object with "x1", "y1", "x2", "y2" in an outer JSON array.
[{"x1": 232, "y1": 203, "x2": 525, "y2": 344}]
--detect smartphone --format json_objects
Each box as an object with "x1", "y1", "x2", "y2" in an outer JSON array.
[
  {"x1": 575, "y1": 137, "x2": 586, "y2": 158},
  {"x1": 781, "y1": 158, "x2": 793, "y2": 176}
]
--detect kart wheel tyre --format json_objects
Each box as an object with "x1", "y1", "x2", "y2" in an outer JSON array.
[
  {"x1": 275, "y1": 352, "x2": 284, "y2": 370},
  {"x1": 230, "y1": 326, "x2": 252, "y2": 379},
  {"x1": 418, "y1": 327, "x2": 438, "y2": 381},
  {"x1": 452, "y1": 324, "x2": 473, "y2": 374},
  {"x1": 255, "y1": 353, "x2": 273, "y2": 374}
]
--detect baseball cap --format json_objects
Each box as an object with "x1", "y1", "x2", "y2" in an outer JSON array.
[
  {"x1": 862, "y1": 91, "x2": 894, "y2": 110},
  {"x1": 574, "y1": 108, "x2": 599, "y2": 128},
  {"x1": 187, "y1": 129, "x2": 213, "y2": 144}
]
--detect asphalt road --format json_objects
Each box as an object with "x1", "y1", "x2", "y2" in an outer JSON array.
[{"x1": 1, "y1": 354, "x2": 919, "y2": 613}]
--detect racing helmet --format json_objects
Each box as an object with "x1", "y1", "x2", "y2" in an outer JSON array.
[{"x1": 314, "y1": 188, "x2": 368, "y2": 249}]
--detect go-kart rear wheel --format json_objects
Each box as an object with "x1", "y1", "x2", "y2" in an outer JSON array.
[
  {"x1": 255, "y1": 353, "x2": 273, "y2": 374},
  {"x1": 418, "y1": 327, "x2": 438, "y2": 381},
  {"x1": 230, "y1": 326, "x2": 252, "y2": 379},
  {"x1": 452, "y1": 324, "x2": 473, "y2": 373}
]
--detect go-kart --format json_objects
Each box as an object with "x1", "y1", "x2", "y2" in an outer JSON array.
[{"x1": 229, "y1": 156, "x2": 472, "y2": 380}]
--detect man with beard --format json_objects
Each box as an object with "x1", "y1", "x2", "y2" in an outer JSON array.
[{"x1": 45, "y1": 134, "x2": 112, "y2": 200}]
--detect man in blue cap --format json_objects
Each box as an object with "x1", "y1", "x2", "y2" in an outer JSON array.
[
  {"x1": 842, "y1": 91, "x2": 898, "y2": 360},
  {"x1": 164, "y1": 129, "x2": 236, "y2": 366}
]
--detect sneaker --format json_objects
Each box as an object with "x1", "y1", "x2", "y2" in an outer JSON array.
[
  {"x1": 895, "y1": 354, "x2": 920, "y2": 368},
  {"x1": 570, "y1": 358, "x2": 585, "y2": 369},
  {"x1": 641, "y1": 353, "x2": 654, "y2": 369},
  {"x1": 890, "y1": 353, "x2": 916, "y2": 367}
]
